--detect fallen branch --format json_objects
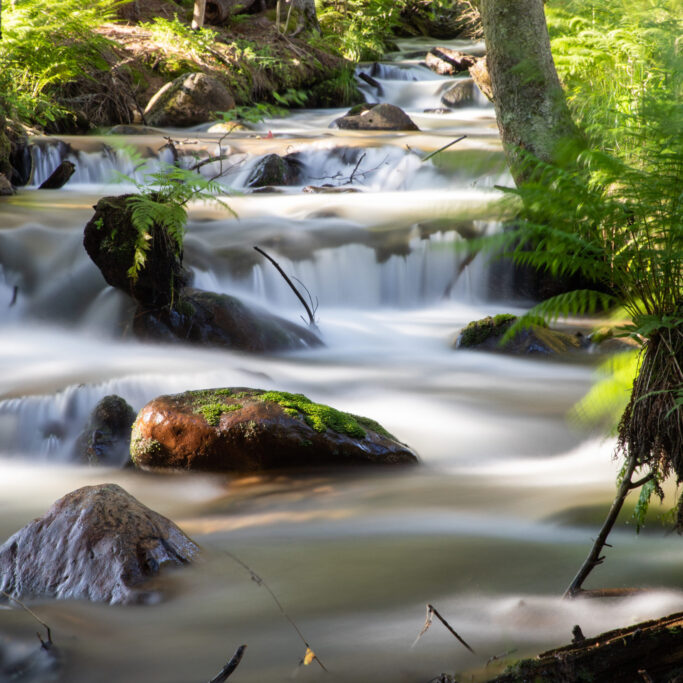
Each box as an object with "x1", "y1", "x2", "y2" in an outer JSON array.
[
  {"x1": 421, "y1": 136, "x2": 467, "y2": 164},
  {"x1": 412, "y1": 603, "x2": 475, "y2": 654},
  {"x1": 357, "y1": 72, "x2": 383, "y2": 95},
  {"x1": 1, "y1": 590, "x2": 53, "y2": 648},
  {"x1": 253, "y1": 246, "x2": 318, "y2": 328},
  {"x1": 207, "y1": 644, "x2": 247, "y2": 683}
]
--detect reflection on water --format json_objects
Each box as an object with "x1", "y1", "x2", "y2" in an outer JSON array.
[{"x1": 1, "y1": 37, "x2": 679, "y2": 683}]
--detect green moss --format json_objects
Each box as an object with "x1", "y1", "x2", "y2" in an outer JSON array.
[
  {"x1": 130, "y1": 426, "x2": 163, "y2": 465},
  {"x1": 353, "y1": 415, "x2": 396, "y2": 441},
  {"x1": 258, "y1": 390, "x2": 367, "y2": 439},
  {"x1": 195, "y1": 402, "x2": 242, "y2": 426},
  {"x1": 459, "y1": 314, "x2": 517, "y2": 348}
]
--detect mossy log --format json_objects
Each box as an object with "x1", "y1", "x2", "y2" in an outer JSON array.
[{"x1": 489, "y1": 611, "x2": 683, "y2": 683}]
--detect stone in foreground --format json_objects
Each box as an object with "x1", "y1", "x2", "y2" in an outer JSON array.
[
  {"x1": 334, "y1": 103, "x2": 419, "y2": 131},
  {"x1": 131, "y1": 388, "x2": 418, "y2": 471},
  {"x1": 0, "y1": 484, "x2": 199, "y2": 605}
]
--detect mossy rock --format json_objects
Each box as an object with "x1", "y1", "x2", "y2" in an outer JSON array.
[
  {"x1": 131, "y1": 387, "x2": 418, "y2": 471},
  {"x1": 333, "y1": 103, "x2": 419, "y2": 131},
  {"x1": 455, "y1": 315, "x2": 585, "y2": 355}
]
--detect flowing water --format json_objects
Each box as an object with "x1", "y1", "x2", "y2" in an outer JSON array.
[{"x1": 1, "y1": 37, "x2": 682, "y2": 682}]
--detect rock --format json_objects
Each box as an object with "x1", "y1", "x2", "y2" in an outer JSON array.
[
  {"x1": 83, "y1": 194, "x2": 189, "y2": 310},
  {"x1": 469, "y1": 57, "x2": 493, "y2": 102},
  {"x1": 206, "y1": 121, "x2": 250, "y2": 133},
  {"x1": 143, "y1": 72, "x2": 235, "y2": 128},
  {"x1": 73, "y1": 395, "x2": 136, "y2": 466},
  {"x1": 0, "y1": 484, "x2": 199, "y2": 605},
  {"x1": 425, "y1": 47, "x2": 477, "y2": 76},
  {"x1": 38, "y1": 160, "x2": 76, "y2": 190},
  {"x1": 334, "y1": 103, "x2": 419, "y2": 131},
  {"x1": 441, "y1": 78, "x2": 476, "y2": 107},
  {"x1": 455, "y1": 315, "x2": 585, "y2": 355},
  {"x1": 0, "y1": 634, "x2": 61, "y2": 682},
  {"x1": 131, "y1": 387, "x2": 419, "y2": 471},
  {"x1": 0, "y1": 173, "x2": 14, "y2": 196},
  {"x1": 107, "y1": 124, "x2": 166, "y2": 135},
  {"x1": 132, "y1": 288, "x2": 322, "y2": 352},
  {"x1": 247, "y1": 153, "x2": 302, "y2": 188}
]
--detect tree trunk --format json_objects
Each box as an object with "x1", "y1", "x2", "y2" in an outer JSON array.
[
  {"x1": 478, "y1": 0, "x2": 579, "y2": 185},
  {"x1": 192, "y1": 0, "x2": 207, "y2": 29}
]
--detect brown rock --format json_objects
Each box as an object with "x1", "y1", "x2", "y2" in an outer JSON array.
[
  {"x1": 469, "y1": 57, "x2": 493, "y2": 102},
  {"x1": 0, "y1": 173, "x2": 14, "y2": 196},
  {"x1": 143, "y1": 72, "x2": 235, "y2": 128},
  {"x1": 334, "y1": 103, "x2": 419, "y2": 131},
  {"x1": 441, "y1": 78, "x2": 476, "y2": 107},
  {"x1": 131, "y1": 387, "x2": 419, "y2": 472},
  {"x1": 425, "y1": 47, "x2": 477, "y2": 76},
  {"x1": 0, "y1": 484, "x2": 199, "y2": 605},
  {"x1": 132, "y1": 288, "x2": 322, "y2": 352}
]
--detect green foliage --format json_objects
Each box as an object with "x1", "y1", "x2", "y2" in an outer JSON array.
[
  {"x1": 318, "y1": 0, "x2": 407, "y2": 61},
  {"x1": 195, "y1": 402, "x2": 242, "y2": 426},
  {"x1": 0, "y1": 0, "x2": 119, "y2": 126},
  {"x1": 118, "y1": 150, "x2": 231, "y2": 281},
  {"x1": 219, "y1": 103, "x2": 287, "y2": 124},
  {"x1": 259, "y1": 391, "x2": 368, "y2": 438},
  {"x1": 141, "y1": 15, "x2": 218, "y2": 59}
]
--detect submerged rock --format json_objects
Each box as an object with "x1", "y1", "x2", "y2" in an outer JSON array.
[
  {"x1": 247, "y1": 153, "x2": 302, "y2": 188},
  {"x1": 334, "y1": 103, "x2": 419, "y2": 131},
  {"x1": 455, "y1": 315, "x2": 585, "y2": 355},
  {"x1": 131, "y1": 387, "x2": 418, "y2": 471},
  {"x1": 441, "y1": 78, "x2": 476, "y2": 107},
  {"x1": 133, "y1": 288, "x2": 321, "y2": 352},
  {"x1": 73, "y1": 395, "x2": 136, "y2": 466},
  {"x1": 143, "y1": 72, "x2": 235, "y2": 128},
  {"x1": 0, "y1": 484, "x2": 199, "y2": 605}
]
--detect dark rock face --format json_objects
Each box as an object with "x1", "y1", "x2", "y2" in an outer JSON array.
[
  {"x1": 83, "y1": 194, "x2": 189, "y2": 310},
  {"x1": 131, "y1": 387, "x2": 419, "y2": 472},
  {"x1": 455, "y1": 315, "x2": 585, "y2": 355},
  {"x1": 334, "y1": 103, "x2": 419, "y2": 131},
  {"x1": 0, "y1": 484, "x2": 199, "y2": 605},
  {"x1": 441, "y1": 78, "x2": 476, "y2": 107},
  {"x1": 247, "y1": 153, "x2": 302, "y2": 188},
  {"x1": 0, "y1": 173, "x2": 14, "y2": 196},
  {"x1": 425, "y1": 47, "x2": 477, "y2": 76},
  {"x1": 133, "y1": 288, "x2": 322, "y2": 352},
  {"x1": 143, "y1": 72, "x2": 235, "y2": 128},
  {"x1": 73, "y1": 395, "x2": 137, "y2": 466}
]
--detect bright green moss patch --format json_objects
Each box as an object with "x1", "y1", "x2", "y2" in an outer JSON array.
[
  {"x1": 259, "y1": 391, "x2": 367, "y2": 439},
  {"x1": 353, "y1": 415, "x2": 396, "y2": 441},
  {"x1": 458, "y1": 314, "x2": 517, "y2": 348},
  {"x1": 195, "y1": 402, "x2": 242, "y2": 426}
]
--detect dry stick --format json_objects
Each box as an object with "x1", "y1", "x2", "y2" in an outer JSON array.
[
  {"x1": 1, "y1": 591, "x2": 53, "y2": 648},
  {"x1": 208, "y1": 644, "x2": 247, "y2": 683},
  {"x1": 347, "y1": 152, "x2": 367, "y2": 185},
  {"x1": 563, "y1": 451, "x2": 652, "y2": 598},
  {"x1": 220, "y1": 549, "x2": 328, "y2": 672},
  {"x1": 421, "y1": 136, "x2": 467, "y2": 164},
  {"x1": 253, "y1": 246, "x2": 317, "y2": 327},
  {"x1": 413, "y1": 604, "x2": 475, "y2": 654}
]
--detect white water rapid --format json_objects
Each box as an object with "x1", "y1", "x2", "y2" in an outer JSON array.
[{"x1": 1, "y1": 36, "x2": 681, "y2": 683}]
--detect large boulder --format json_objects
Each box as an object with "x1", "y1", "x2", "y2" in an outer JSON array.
[
  {"x1": 425, "y1": 47, "x2": 477, "y2": 76},
  {"x1": 143, "y1": 72, "x2": 235, "y2": 128},
  {"x1": 455, "y1": 315, "x2": 585, "y2": 355},
  {"x1": 0, "y1": 484, "x2": 199, "y2": 605},
  {"x1": 131, "y1": 387, "x2": 419, "y2": 471},
  {"x1": 247, "y1": 153, "x2": 303, "y2": 188},
  {"x1": 84, "y1": 194, "x2": 189, "y2": 310},
  {"x1": 334, "y1": 103, "x2": 419, "y2": 131},
  {"x1": 73, "y1": 395, "x2": 137, "y2": 466},
  {"x1": 441, "y1": 78, "x2": 476, "y2": 107},
  {"x1": 133, "y1": 288, "x2": 321, "y2": 352}
]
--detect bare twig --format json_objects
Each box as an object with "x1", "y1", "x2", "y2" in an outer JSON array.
[
  {"x1": 347, "y1": 152, "x2": 366, "y2": 185},
  {"x1": 486, "y1": 648, "x2": 518, "y2": 666},
  {"x1": 219, "y1": 549, "x2": 328, "y2": 672},
  {"x1": 1, "y1": 591, "x2": 53, "y2": 648},
  {"x1": 421, "y1": 136, "x2": 467, "y2": 164},
  {"x1": 253, "y1": 246, "x2": 318, "y2": 328},
  {"x1": 412, "y1": 604, "x2": 475, "y2": 654},
  {"x1": 208, "y1": 644, "x2": 247, "y2": 683}
]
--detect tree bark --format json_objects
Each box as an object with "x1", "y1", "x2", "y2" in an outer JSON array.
[
  {"x1": 487, "y1": 611, "x2": 683, "y2": 683},
  {"x1": 478, "y1": 0, "x2": 579, "y2": 185},
  {"x1": 192, "y1": 0, "x2": 207, "y2": 29}
]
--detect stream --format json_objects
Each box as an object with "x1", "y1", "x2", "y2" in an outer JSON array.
[{"x1": 1, "y1": 37, "x2": 682, "y2": 682}]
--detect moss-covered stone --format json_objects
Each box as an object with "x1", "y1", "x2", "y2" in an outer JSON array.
[
  {"x1": 195, "y1": 402, "x2": 242, "y2": 426},
  {"x1": 457, "y1": 314, "x2": 517, "y2": 347}
]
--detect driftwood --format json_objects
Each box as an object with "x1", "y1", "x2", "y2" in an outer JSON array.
[
  {"x1": 39, "y1": 160, "x2": 75, "y2": 189},
  {"x1": 207, "y1": 645, "x2": 247, "y2": 683},
  {"x1": 488, "y1": 611, "x2": 683, "y2": 683}
]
